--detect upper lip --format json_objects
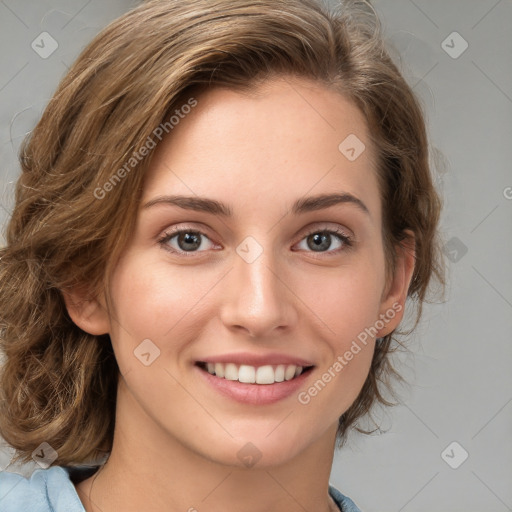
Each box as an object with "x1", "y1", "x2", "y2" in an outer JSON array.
[{"x1": 196, "y1": 352, "x2": 315, "y2": 367}]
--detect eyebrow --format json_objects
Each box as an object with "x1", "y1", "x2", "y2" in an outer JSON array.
[{"x1": 143, "y1": 192, "x2": 370, "y2": 217}]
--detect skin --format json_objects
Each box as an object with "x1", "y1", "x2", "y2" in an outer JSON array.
[{"x1": 66, "y1": 76, "x2": 415, "y2": 512}]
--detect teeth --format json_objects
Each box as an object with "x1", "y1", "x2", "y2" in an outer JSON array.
[
  {"x1": 202, "y1": 362, "x2": 307, "y2": 384},
  {"x1": 214, "y1": 362, "x2": 224, "y2": 378}
]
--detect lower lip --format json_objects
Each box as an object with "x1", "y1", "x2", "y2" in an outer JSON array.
[{"x1": 195, "y1": 364, "x2": 314, "y2": 405}]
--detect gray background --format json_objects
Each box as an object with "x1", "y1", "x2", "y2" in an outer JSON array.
[{"x1": 0, "y1": 1, "x2": 511, "y2": 511}]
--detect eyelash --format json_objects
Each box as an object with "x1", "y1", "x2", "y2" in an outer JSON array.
[{"x1": 157, "y1": 225, "x2": 353, "y2": 258}]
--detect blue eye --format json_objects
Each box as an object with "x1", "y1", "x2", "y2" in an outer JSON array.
[
  {"x1": 295, "y1": 228, "x2": 352, "y2": 254},
  {"x1": 158, "y1": 227, "x2": 353, "y2": 256}
]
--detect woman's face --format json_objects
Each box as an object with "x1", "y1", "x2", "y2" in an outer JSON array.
[{"x1": 97, "y1": 77, "x2": 409, "y2": 467}]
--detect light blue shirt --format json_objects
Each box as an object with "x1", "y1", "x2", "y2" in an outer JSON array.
[{"x1": 0, "y1": 466, "x2": 362, "y2": 511}]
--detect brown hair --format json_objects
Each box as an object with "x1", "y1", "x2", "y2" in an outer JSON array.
[{"x1": 0, "y1": 0, "x2": 445, "y2": 466}]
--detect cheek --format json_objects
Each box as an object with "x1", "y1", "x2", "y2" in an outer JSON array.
[
  {"x1": 107, "y1": 255, "x2": 220, "y2": 367},
  {"x1": 107, "y1": 258, "x2": 174, "y2": 357},
  {"x1": 291, "y1": 264, "x2": 382, "y2": 400},
  {"x1": 295, "y1": 262, "x2": 384, "y2": 343},
  {"x1": 108, "y1": 246, "x2": 384, "y2": 381},
  {"x1": 112, "y1": 257, "x2": 190, "y2": 324}
]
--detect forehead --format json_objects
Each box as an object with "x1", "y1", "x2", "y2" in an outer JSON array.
[{"x1": 142, "y1": 77, "x2": 380, "y2": 222}]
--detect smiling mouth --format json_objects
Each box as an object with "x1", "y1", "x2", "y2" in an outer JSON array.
[{"x1": 195, "y1": 361, "x2": 315, "y2": 385}]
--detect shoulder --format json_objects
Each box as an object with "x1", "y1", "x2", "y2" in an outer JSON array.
[
  {"x1": 0, "y1": 466, "x2": 86, "y2": 512},
  {"x1": 329, "y1": 484, "x2": 363, "y2": 512}
]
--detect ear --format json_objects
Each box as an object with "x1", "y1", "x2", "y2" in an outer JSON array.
[
  {"x1": 61, "y1": 285, "x2": 111, "y2": 336},
  {"x1": 375, "y1": 230, "x2": 416, "y2": 338}
]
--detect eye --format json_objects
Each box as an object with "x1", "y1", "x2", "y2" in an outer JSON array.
[
  {"x1": 295, "y1": 228, "x2": 353, "y2": 254},
  {"x1": 158, "y1": 225, "x2": 353, "y2": 257},
  {"x1": 158, "y1": 228, "x2": 216, "y2": 256}
]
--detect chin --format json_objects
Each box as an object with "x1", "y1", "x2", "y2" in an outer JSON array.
[{"x1": 202, "y1": 430, "x2": 311, "y2": 469}]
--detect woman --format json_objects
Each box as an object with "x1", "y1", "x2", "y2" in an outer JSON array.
[{"x1": 0, "y1": 0, "x2": 445, "y2": 510}]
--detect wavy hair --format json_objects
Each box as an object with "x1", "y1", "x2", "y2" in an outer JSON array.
[{"x1": 0, "y1": 0, "x2": 446, "y2": 465}]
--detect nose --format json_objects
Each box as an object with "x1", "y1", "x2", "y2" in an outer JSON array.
[{"x1": 219, "y1": 242, "x2": 298, "y2": 338}]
